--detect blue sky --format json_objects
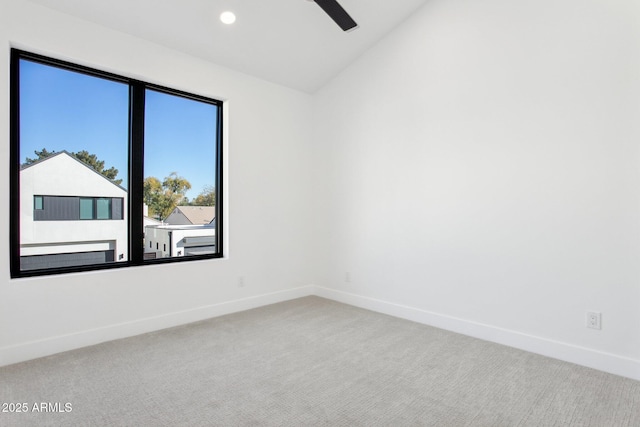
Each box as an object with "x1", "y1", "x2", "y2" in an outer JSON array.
[
  {"x1": 144, "y1": 89, "x2": 217, "y2": 197},
  {"x1": 19, "y1": 59, "x2": 218, "y2": 198}
]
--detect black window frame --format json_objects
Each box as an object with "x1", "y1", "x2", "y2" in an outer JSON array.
[{"x1": 10, "y1": 49, "x2": 224, "y2": 278}]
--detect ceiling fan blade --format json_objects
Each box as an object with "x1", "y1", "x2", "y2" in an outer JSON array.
[{"x1": 313, "y1": 0, "x2": 358, "y2": 32}]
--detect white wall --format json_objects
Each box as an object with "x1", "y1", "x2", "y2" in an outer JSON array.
[
  {"x1": 0, "y1": 0, "x2": 315, "y2": 364},
  {"x1": 313, "y1": 0, "x2": 640, "y2": 379}
]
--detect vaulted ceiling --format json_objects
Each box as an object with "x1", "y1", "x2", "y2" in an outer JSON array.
[{"x1": 27, "y1": 0, "x2": 430, "y2": 93}]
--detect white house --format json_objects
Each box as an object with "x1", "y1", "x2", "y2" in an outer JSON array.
[
  {"x1": 143, "y1": 204, "x2": 162, "y2": 228},
  {"x1": 19, "y1": 151, "x2": 128, "y2": 270},
  {"x1": 145, "y1": 206, "x2": 216, "y2": 258},
  {"x1": 145, "y1": 224, "x2": 216, "y2": 259}
]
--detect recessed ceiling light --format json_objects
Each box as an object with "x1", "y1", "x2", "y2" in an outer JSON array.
[{"x1": 220, "y1": 11, "x2": 236, "y2": 25}]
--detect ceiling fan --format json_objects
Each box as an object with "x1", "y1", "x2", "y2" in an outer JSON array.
[{"x1": 308, "y1": 0, "x2": 358, "y2": 32}]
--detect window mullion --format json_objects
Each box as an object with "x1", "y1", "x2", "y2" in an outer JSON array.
[{"x1": 129, "y1": 82, "x2": 146, "y2": 266}]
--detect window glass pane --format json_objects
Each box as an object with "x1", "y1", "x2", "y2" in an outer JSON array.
[
  {"x1": 143, "y1": 89, "x2": 218, "y2": 259},
  {"x1": 19, "y1": 59, "x2": 129, "y2": 271},
  {"x1": 34, "y1": 195, "x2": 43, "y2": 210},
  {"x1": 79, "y1": 198, "x2": 94, "y2": 220},
  {"x1": 96, "y1": 198, "x2": 111, "y2": 219}
]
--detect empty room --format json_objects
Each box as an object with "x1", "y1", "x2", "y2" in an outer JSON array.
[{"x1": 1, "y1": 0, "x2": 640, "y2": 425}]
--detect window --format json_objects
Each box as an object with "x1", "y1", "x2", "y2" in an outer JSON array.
[
  {"x1": 31, "y1": 196, "x2": 124, "y2": 221},
  {"x1": 34, "y1": 196, "x2": 43, "y2": 210},
  {"x1": 77, "y1": 197, "x2": 119, "y2": 220},
  {"x1": 96, "y1": 198, "x2": 112, "y2": 220},
  {"x1": 10, "y1": 49, "x2": 223, "y2": 277},
  {"x1": 79, "y1": 198, "x2": 95, "y2": 220}
]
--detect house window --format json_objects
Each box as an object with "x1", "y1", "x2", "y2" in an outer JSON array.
[
  {"x1": 79, "y1": 198, "x2": 95, "y2": 220},
  {"x1": 96, "y1": 198, "x2": 111, "y2": 220},
  {"x1": 10, "y1": 49, "x2": 223, "y2": 277},
  {"x1": 34, "y1": 195, "x2": 43, "y2": 210},
  {"x1": 32, "y1": 196, "x2": 124, "y2": 221},
  {"x1": 78, "y1": 197, "x2": 117, "y2": 220}
]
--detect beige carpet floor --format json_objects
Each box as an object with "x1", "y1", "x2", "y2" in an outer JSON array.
[{"x1": 1, "y1": 296, "x2": 639, "y2": 426}]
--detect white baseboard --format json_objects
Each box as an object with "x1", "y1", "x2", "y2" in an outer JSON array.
[
  {"x1": 0, "y1": 285, "x2": 314, "y2": 367},
  {"x1": 4, "y1": 284, "x2": 639, "y2": 382},
  {"x1": 311, "y1": 286, "x2": 640, "y2": 381}
]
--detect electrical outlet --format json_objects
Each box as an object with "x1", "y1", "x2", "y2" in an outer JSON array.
[
  {"x1": 237, "y1": 276, "x2": 245, "y2": 288},
  {"x1": 586, "y1": 311, "x2": 601, "y2": 330}
]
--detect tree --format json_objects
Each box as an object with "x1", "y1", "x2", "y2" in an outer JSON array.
[
  {"x1": 187, "y1": 185, "x2": 215, "y2": 207},
  {"x1": 143, "y1": 172, "x2": 191, "y2": 220},
  {"x1": 23, "y1": 148, "x2": 122, "y2": 186},
  {"x1": 143, "y1": 176, "x2": 164, "y2": 218},
  {"x1": 73, "y1": 150, "x2": 122, "y2": 185},
  {"x1": 24, "y1": 148, "x2": 56, "y2": 164}
]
